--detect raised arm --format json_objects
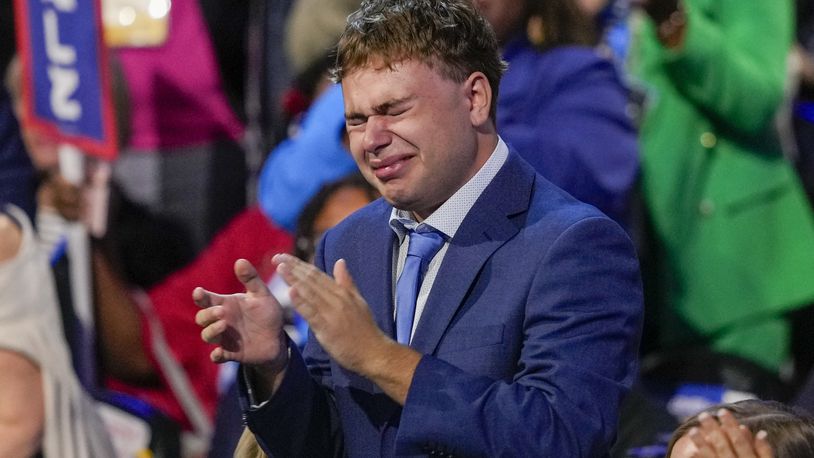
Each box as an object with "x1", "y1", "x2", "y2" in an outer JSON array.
[
  {"x1": 637, "y1": 0, "x2": 793, "y2": 135},
  {"x1": 0, "y1": 215, "x2": 44, "y2": 457},
  {"x1": 0, "y1": 350, "x2": 44, "y2": 457}
]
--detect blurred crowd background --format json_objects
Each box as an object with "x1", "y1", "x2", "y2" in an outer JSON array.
[{"x1": 3, "y1": 0, "x2": 814, "y2": 456}]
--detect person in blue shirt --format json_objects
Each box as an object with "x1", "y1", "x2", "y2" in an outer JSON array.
[
  {"x1": 257, "y1": 83, "x2": 357, "y2": 233},
  {"x1": 477, "y1": 0, "x2": 639, "y2": 227}
]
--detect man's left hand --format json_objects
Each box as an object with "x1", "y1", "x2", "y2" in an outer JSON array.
[{"x1": 273, "y1": 254, "x2": 422, "y2": 404}]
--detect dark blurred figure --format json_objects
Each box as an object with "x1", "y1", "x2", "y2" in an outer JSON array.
[
  {"x1": 0, "y1": 2, "x2": 36, "y2": 220},
  {"x1": 790, "y1": 0, "x2": 814, "y2": 407},
  {"x1": 794, "y1": 0, "x2": 814, "y2": 204}
]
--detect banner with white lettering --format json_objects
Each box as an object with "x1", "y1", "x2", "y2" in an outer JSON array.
[{"x1": 13, "y1": 0, "x2": 117, "y2": 160}]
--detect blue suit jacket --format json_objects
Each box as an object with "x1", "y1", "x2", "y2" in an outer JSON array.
[{"x1": 243, "y1": 152, "x2": 643, "y2": 457}]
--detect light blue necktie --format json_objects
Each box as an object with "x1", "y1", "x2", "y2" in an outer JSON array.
[{"x1": 395, "y1": 228, "x2": 445, "y2": 345}]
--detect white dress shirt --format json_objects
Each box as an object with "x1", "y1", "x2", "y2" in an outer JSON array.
[{"x1": 388, "y1": 137, "x2": 509, "y2": 342}]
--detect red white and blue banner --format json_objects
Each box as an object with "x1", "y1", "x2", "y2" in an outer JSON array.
[{"x1": 14, "y1": 0, "x2": 118, "y2": 160}]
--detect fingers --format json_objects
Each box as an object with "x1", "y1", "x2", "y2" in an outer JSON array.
[
  {"x1": 274, "y1": 254, "x2": 355, "y2": 295},
  {"x1": 194, "y1": 259, "x2": 269, "y2": 307},
  {"x1": 193, "y1": 288, "x2": 227, "y2": 344},
  {"x1": 199, "y1": 315, "x2": 228, "y2": 343},
  {"x1": 192, "y1": 286, "x2": 218, "y2": 309},
  {"x1": 274, "y1": 254, "x2": 363, "y2": 326},
  {"x1": 274, "y1": 254, "x2": 331, "y2": 298},
  {"x1": 210, "y1": 347, "x2": 227, "y2": 364},
  {"x1": 718, "y1": 409, "x2": 757, "y2": 458},
  {"x1": 688, "y1": 427, "x2": 716, "y2": 458},
  {"x1": 688, "y1": 409, "x2": 772, "y2": 458},
  {"x1": 279, "y1": 256, "x2": 342, "y2": 312},
  {"x1": 273, "y1": 253, "x2": 311, "y2": 282},
  {"x1": 753, "y1": 431, "x2": 774, "y2": 458},
  {"x1": 333, "y1": 259, "x2": 357, "y2": 291},
  {"x1": 697, "y1": 411, "x2": 738, "y2": 458},
  {"x1": 235, "y1": 259, "x2": 271, "y2": 296}
]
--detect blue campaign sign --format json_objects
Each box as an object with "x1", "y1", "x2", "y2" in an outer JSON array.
[{"x1": 14, "y1": 0, "x2": 117, "y2": 159}]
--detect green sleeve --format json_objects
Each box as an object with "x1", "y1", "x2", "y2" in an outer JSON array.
[{"x1": 653, "y1": 0, "x2": 793, "y2": 134}]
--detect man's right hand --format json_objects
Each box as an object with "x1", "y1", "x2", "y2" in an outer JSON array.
[{"x1": 194, "y1": 259, "x2": 289, "y2": 375}]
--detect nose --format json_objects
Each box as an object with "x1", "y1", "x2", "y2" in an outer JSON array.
[{"x1": 362, "y1": 115, "x2": 391, "y2": 154}]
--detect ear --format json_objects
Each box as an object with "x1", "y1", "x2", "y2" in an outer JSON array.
[{"x1": 464, "y1": 71, "x2": 493, "y2": 128}]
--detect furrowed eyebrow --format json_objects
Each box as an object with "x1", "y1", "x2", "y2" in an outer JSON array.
[
  {"x1": 345, "y1": 111, "x2": 367, "y2": 124},
  {"x1": 345, "y1": 96, "x2": 415, "y2": 123},
  {"x1": 372, "y1": 96, "x2": 412, "y2": 114}
]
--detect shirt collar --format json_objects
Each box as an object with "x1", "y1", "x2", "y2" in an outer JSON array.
[{"x1": 389, "y1": 137, "x2": 509, "y2": 243}]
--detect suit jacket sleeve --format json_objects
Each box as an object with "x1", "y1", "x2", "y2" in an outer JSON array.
[
  {"x1": 395, "y1": 216, "x2": 642, "y2": 457},
  {"x1": 240, "y1": 236, "x2": 345, "y2": 457},
  {"x1": 239, "y1": 343, "x2": 344, "y2": 457}
]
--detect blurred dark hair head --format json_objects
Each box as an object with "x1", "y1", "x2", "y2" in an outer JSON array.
[{"x1": 294, "y1": 174, "x2": 377, "y2": 261}]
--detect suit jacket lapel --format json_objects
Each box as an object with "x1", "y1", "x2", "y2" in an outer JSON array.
[
  {"x1": 409, "y1": 152, "x2": 535, "y2": 355},
  {"x1": 348, "y1": 200, "x2": 398, "y2": 339}
]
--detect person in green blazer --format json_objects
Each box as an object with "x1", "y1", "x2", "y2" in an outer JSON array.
[{"x1": 631, "y1": 0, "x2": 814, "y2": 373}]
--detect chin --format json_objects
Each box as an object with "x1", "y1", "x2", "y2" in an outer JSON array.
[
  {"x1": 383, "y1": 193, "x2": 416, "y2": 212},
  {"x1": 383, "y1": 196, "x2": 409, "y2": 210}
]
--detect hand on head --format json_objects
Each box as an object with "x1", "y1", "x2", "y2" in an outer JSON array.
[
  {"x1": 665, "y1": 400, "x2": 814, "y2": 458},
  {"x1": 673, "y1": 409, "x2": 773, "y2": 458}
]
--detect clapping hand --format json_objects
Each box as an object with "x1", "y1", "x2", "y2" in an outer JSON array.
[
  {"x1": 273, "y1": 253, "x2": 421, "y2": 404},
  {"x1": 194, "y1": 259, "x2": 289, "y2": 372},
  {"x1": 273, "y1": 253, "x2": 387, "y2": 375}
]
